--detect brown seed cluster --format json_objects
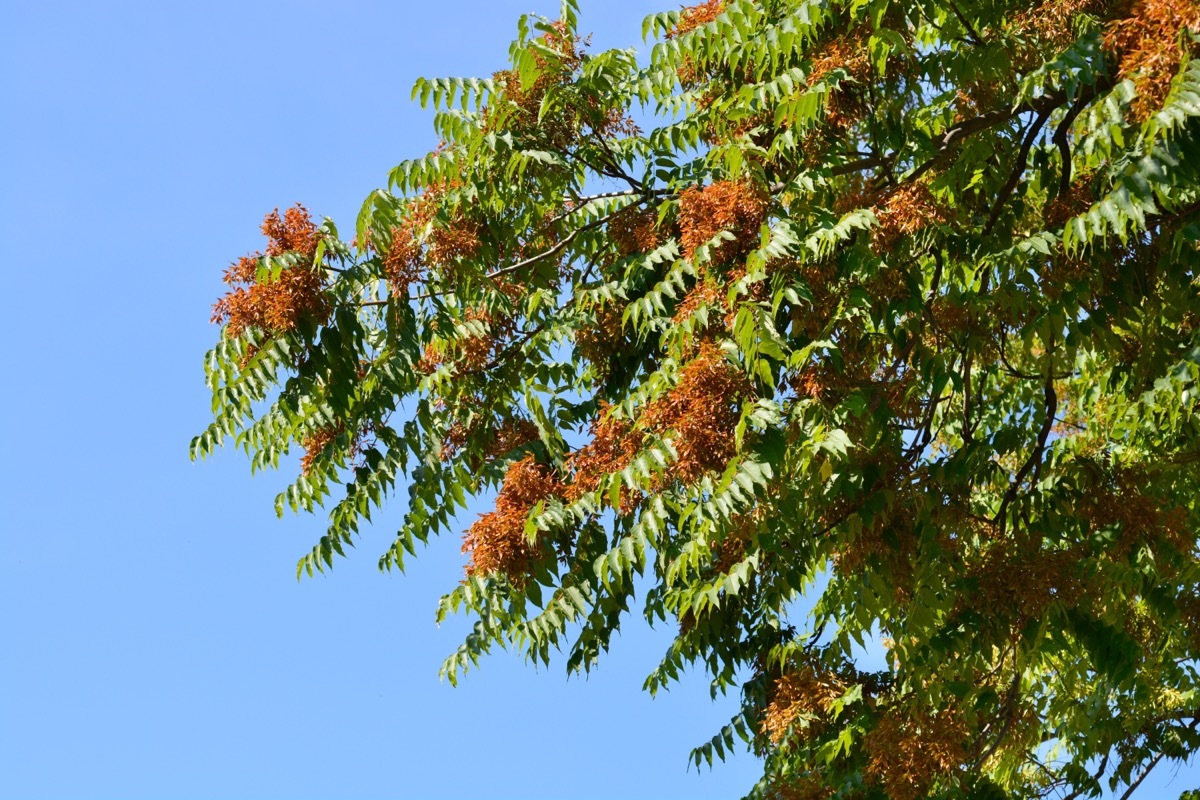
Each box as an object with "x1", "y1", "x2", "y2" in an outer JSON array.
[
  {"x1": 667, "y1": 2, "x2": 727, "y2": 85},
  {"x1": 971, "y1": 546, "x2": 1082, "y2": 620},
  {"x1": 574, "y1": 301, "x2": 627, "y2": 380},
  {"x1": 954, "y1": 79, "x2": 1004, "y2": 121},
  {"x1": 593, "y1": 108, "x2": 642, "y2": 139},
  {"x1": 1178, "y1": 591, "x2": 1200, "y2": 652},
  {"x1": 457, "y1": 290, "x2": 521, "y2": 372},
  {"x1": 416, "y1": 343, "x2": 444, "y2": 376},
  {"x1": 383, "y1": 185, "x2": 482, "y2": 296},
  {"x1": 211, "y1": 205, "x2": 330, "y2": 339},
  {"x1": 443, "y1": 415, "x2": 540, "y2": 463},
  {"x1": 609, "y1": 206, "x2": 663, "y2": 258},
  {"x1": 1012, "y1": 0, "x2": 1107, "y2": 59},
  {"x1": 1104, "y1": 0, "x2": 1200, "y2": 121},
  {"x1": 871, "y1": 183, "x2": 949, "y2": 255},
  {"x1": 488, "y1": 20, "x2": 584, "y2": 147},
  {"x1": 641, "y1": 343, "x2": 751, "y2": 485},
  {"x1": 568, "y1": 347, "x2": 753, "y2": 502},
  {"x1": 678, "y1": 180, "x2": 768, "y2": 264},
  {"x1": 763, "y1": 775, "x2": 833, "y2": 800},
  {"x1": 300, "y1": 423, "x2": 343, "y2": 477},
  {"x1": 831, "y1": 175, "x2": 881, "y2": 217},
  {"x1": 1080, "y1": 469, "x2": 1191, "y2": 558},
  {"x1": 565, "y1": 405, "x2": 642, "y2": 512},
  {"x1": 1044, "y1": 175, "x2": 1096, "y2": 228},
  {"x1": 383, "y1": 195, "x2": 434, "y2": 296},
  {"x1": 422, "y1": 281, "x2": 523, "y2": 376},
  {"x1": 462, "y1": 456, "x2": 562, "y2": 584},
  {"x1": 760, "y1": 665, "x2": 846, "y2": 745},
  {"x1": 864, "y1": 706, "x2": 968, "y2": 800},
  {"x1": 669, "y1": 0, "x2": 724, "y2": 39},
  {"x1": 698, "y1": 93, "x2": 773, "y2": 146},
  {"x1": 672, "y1": 277, "x2": 727, "y2": 335},
  {"x1": 805, "y1": 30, "x2": 873, "y2": 128},
  {"x1": 709, "y1": 510, "x2": 760, "y2": 574}
]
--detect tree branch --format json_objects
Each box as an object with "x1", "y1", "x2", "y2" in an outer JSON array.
[
  {"x1": 907, "y1": 83, "x2": 1103, "y2": 186},
  {"x1": 943, "y1": 0, "x2": 985, "y2": 45},
  {"x1": 983, "y1": 103, "x2": 1053, "y2": 237},
  {"x1": 358, "y1": 207, "x2": 627, "y2": 309},
  {"x1": 1052, "y1": 91, "x2": 1092, "y2": 199},
  {"x1": 993, "y1": 337, "x2": 1059, "y2": 529},
  {"x1": 1116, "y1": 718, "x2": 1200, "y2": 800}
]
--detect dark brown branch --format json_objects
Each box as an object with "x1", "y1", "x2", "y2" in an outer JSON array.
[
  {"x1": 993, "y1": 337, "x2": 1059, "y2": 529},
  {"x1": 1060, "y1": 754, "x2": 1110, "y2": 800},
  {"x1": 1117, "y1": 754, "x2": 1167, "y2": 800},
  {"x1": 488, "y1": 207, "x2": 622, "y2": 280},
  {"x1": 1052, "y1": 91, "x2": 1092, "y2": 199},
  {"x1": 997, "y1": 328, "x2": 1074, "y2": 380},
  {"x1": 971, "y1": 672, "x2": 1022, "y2": 768},
  {"x1": 943, "y1": 0, "x2": 985, "y2": 45},
  {"x1": 983, "y1": 104, "x2": 1053, "y2": 237},
  {"x1": 908, "y1": 84, "x2": 1097, "y2": 186},
  {"x1": 1151, "y1": 198, "x2": 1200, "y2": 231}
]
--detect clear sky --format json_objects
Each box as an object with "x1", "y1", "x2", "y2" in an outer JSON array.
[{"x1": 0, "y1": 2, "x2": 1195, "y2": 799}]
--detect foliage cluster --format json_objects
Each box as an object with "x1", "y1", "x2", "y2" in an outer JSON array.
[{"x1": 195, "y1": 0, "x2": 1200, "y2": 796}]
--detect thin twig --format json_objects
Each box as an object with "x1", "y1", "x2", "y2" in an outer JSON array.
[
  {"x1": 357, "y1": 207, "x2": 626, "y2": 309},
  {"x1": 1116, "y1": 718, "x2": 1200, "y2": 800}
]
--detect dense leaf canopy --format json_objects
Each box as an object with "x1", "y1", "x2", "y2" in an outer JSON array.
[{"x1": 195, "y1": 0, "x2": 1200, "y2": 796}]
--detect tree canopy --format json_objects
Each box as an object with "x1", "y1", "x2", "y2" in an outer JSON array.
[{"x1": 194, "y1": 0, "x2": 1200, "y2": 796}]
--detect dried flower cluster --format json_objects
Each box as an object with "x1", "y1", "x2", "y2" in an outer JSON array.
[
  {"x1": 565, "y1": 405, "x2": 642, "y2": 512},
  {"x1": 462, "y1": 456, "x2": 562, "y2": 584},
  {"x1": 641, "y1": 344, "x2": 751, "y2": 485},
  {"x1": 574, "y1": 301, "x2": 627, "y2": 380},
  {"x1": 763, "y1": 775, "x2": 833, "y2": 800},
  {"x1": 609, "y1": 207, "x2": 662, "y2": 258},
  {"x1": 1011, "y1": 0, "x2": 1106, "y2": 65},
  {"x1": 678, "y1": 180, "x2": 769, "y2": 264},
  {"x1": 1104, "y1": 0, "x2": 1200, "y2": 120},
  {"x1": 673, "y1": 277, "x2": 726, "y2": 320},
  {"x1": 672, "y1": 277, "x2": 728, "y2": 342},
  {"x1": 667, "y1": 1, "x2": 727, "y2": 84},
  {"x1": 443, "y1": 415, "x2": 540, "y2": 463},
  {"x1": 871, "y1": 183, "x2": 949, "y2": 254},
  {"x1": 669, "y1": 0, "x2": 724, "y2": 39},
  {"x1": 971, "y1": 545, "x2": 1082, "y2": 620},
  {"x1": 760, "y1": 665, "x2": 846, "y2": 745},
  {"x1": 488, "y1": 20, "x2": 584, "y2": 146},
  {"x1": 1044, "y1": 174, "x2": 1096, "y2": 228},
  {"x1": 384, "y1": 185, "x2": 482, "y2": 295},
  {"x1": 416, "y1": 343, "x2": 444, "y2": 375},
  {"x1": 864, "y1": 706, "x2": 968, "y2": 800},
  {"x1": 300, "y1": 423, "x2": 343, "y2": 477},
  {"x1": 1080, "y1": 469, "x2": 1191, "y2": 557},
  {"x1": 805, "y1": 30, "x2": 873, "y2": 127},
  {"x1": 457, "y1": 294, "x2": 520, "y2": 372},
  {"x1": 211, "y1": 205, "x2": 330, "y2": 339}
]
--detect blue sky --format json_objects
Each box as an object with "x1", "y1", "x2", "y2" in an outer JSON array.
[{"x1": 0, "y1": 2, "x2": 1195, "y2": 799}]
